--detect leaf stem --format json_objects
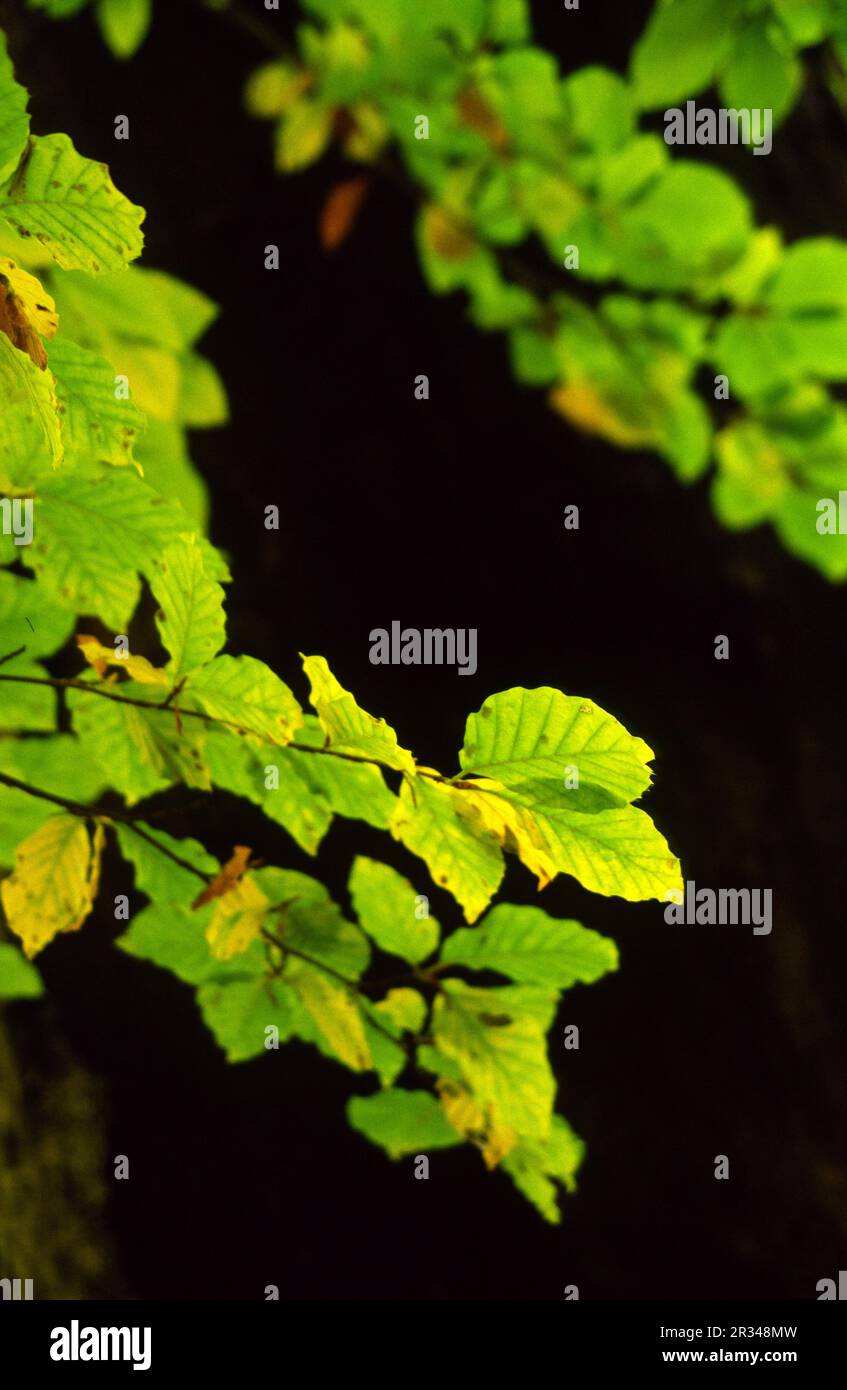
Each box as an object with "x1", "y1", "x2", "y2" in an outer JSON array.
[{"x1": 0, "y1": 771, "x2": 211, "y2": 883}]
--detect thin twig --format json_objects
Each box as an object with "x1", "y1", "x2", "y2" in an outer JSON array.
[{"x1": 0, "y1": 770, "x2": 211, "y2": 882}]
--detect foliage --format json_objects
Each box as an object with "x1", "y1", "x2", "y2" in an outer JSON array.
[
  {"x1": 0, "y1": 16, "x2": 682, "y2": 1221},
  {"x1": 28, "y1": 0, "x2": 152, "y2": 60},
  {"x1": 242, "y1": 0, "x2": 847, "y2": 579}
]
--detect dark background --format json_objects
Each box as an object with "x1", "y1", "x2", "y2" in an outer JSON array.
[{"x1": 2, "y1": 0, "x2": 846, "y2": 1299}]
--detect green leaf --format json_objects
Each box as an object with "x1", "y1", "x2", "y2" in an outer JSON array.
[
  {"x1": 362, "y1": 994, "x2": 421, "y2": 1088},
  {"x1": 0, "y1": 941, "x2": 44, "y2": 999},
  {"x1": 347, "y1": 1088, "x2": 461, "y2": 1158},
  {"x1": 631, "y1": 0, "x2": 740, "y2": 108},
  {"x1": 264, "y1": 869, "x2": 370, "y2": 980},
  {"x1": 0, "y1": 33, "x2": 30, "y2": 186},
  {"x1": 348, "y1": 856, "x2": 439, "y2": 964},
  {"x1": 120, "y1": 683, "x2": 210, "y2": 789},
  {"x1": 135, "y1": 420, "x2": 210, "y2": 528},
  {"x1": 55, "y1": 265, "x2": 218, "y2": 355},
  {"x1": 561, "y1": 67, "x2": 634, "y2": 152},
  {"x1": 713, "y1": 241, "x2": 847, "y2": 392},
  {"x1": 771, "y1": 0, "x2": 833, "y2": 46},
  {"x1": 205, "y1": 723, "x2": 396, "y2": 856},
  {"x1": 516, "y1": 800, "x2": 684, "y2": 903},
  {"x1": 26, "y1": 0, "x2": 89, "y2": 15},
  {"x1": 49, "y1": 337, "x2": 144, "y2": 468},
  {"x1": 0, "y1": 133, "x2": 145, "y2": 273},
  {"x1": 712, "y1": 419, "x2": 789, "y2": 527},
  {"x1": 0, "y1": 736, "x2": 108, "y2": 861},
  {"x1": 719, "y1": 18, "x2": 802, "y2": 124},
  {"x1": 433, "y1": 980, "x2": 557, "y2": 1138},
  {"x1": 292, "y1": 720, "x2": 397, "y2": 827},
  {"x1": 0, "y1": 567, "x2": 74, "y2": 658},
  {"x1": 178, "y1": 353, "x2": 228, "y2": 427},
  {"x1": 440, "y1": 903, "x2": 618, "y2": 988},
  {"x1": 0, "y1": 656, "x2": 56, "y2": 730},
  {"x1": 187, "y1": 654, "x2": 303, "y2": 745},
  {"x1": 390, "y1": 775, "x2": 505, "y2": 923},
  {"x1": 67, "y1": 682, "x2": 170, "y2": 803},
  {"x1": 774, "y1": 483, "x2": 847, "y2": 580},
  {"x1": 765, "y1": 238, "x2": 847, "y2": 312},
  {"x1": 198, "y1": 974, "x2": 305, "y2": 1062},
  {"x1": 460, "y1": 686, "x2": 655, "y2": 810},
  {"x1": 151, "y1": 535, "x2": 226, "y2": 677},
  {"x1": 486, "y1": 0, "x2": 530, "y2": 46},
  {"x1": 28, "y1": 471, "x2": 201, "y2": 628},
  {"x1": 501, "y1": 1115, "x2": 585, "y2": 1223},
  {"x1": 113, "y1": 822, "x2": 255, "y2": 984},
  {"x1": 301, "y1": 654, "x2": 414, "y2": 772},
  {"x1": 95, "y1": 0, "x2": 152, "y2": 59},
  {"x1": 509, "y1": 325, "x2": 559, "y2": 386},
  {"x1": 118, "y1": 902, "x2": 228, "y2": 986},
  {"x1": 615, "y1": 164, "x2": 752, "y2": 292},
  {"x1": 0, "y1": 332, "x2": 62, "y2": 487}
]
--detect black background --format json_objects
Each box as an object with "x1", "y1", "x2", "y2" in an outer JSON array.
[{"x1": 2, "y1": 0, "x2": 846, "y2": 1299}]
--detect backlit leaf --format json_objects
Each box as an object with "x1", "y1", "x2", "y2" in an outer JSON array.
[
  {"x1": 1, "y1": 812, "x2": 104, "y2": 957},
  {"x1": 440, "y1": 903, "x2": 619, "y2": 988},
  {"x1": 0, "y1": 133, "x2": 145, "y2": 272},
  {"x1": 348, "y1": 856, "x2": 439, "y2": 963}
]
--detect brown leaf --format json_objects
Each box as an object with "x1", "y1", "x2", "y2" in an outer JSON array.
[
  {"x1": 456, "y1": 87, "x2": 509, "y2": 151},
  {"x1": 422, "y1": 205, "x2": 476, "y2": 262},
  {"x1": 192, "y1": 845, "x2": 255, "y2": 910},
  {"x1": 0, "y1": 279, "x2": 48, "y2": 370},
  {"x1": 319, "y1": 174, "x2": 371, "y2": 252}
]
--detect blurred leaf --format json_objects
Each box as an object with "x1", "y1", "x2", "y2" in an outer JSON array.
[
  {"x1": 0, "y1": 941, "x2": 43, "y2": 998},
  {"x1": 95, "y1": 0, "x2": 152, "y2": 59},
  {"x1": 631, "y1": 0, "x2": 740, "y2": 108},
  {"x1": 0, "y1": 33, "x2": 30, "y2": 186}
]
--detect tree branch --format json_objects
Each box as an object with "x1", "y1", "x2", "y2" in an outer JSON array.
[{"x1": 0, "y1": 771, "x2": 211, "y2": 883}]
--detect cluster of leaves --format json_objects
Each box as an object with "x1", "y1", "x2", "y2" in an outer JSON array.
[
  {"x1": 27, "y1": 0, "x2": 152, "y2": 61},
  {"x1": 244, "y1": 0, "x2": 847, "y2": 579},
  {"x1": 633, "y1": 0, "x2": 847, "y2": 123},
  {"x1": 0, "y1": 20, "x2": 681, "y2": 1220}
]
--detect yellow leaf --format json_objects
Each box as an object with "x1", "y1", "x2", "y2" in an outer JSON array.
[
  {"x1": 0, "y1": 256, "x2": 58, "y2": 372},
  {"x1": 245, "y1": 62, "x2": 313, "y2": 119},
  {"x1": 453, "y1": 777, "x2": 558, "y2": 887},
  {"x1": 437, "y1": 1077, "x2": 517, "y2": 1169},
  {"x1": 206, "y1": 874, "x2": 270, "y2": 961},
  {"x1": 290, "y1": 962, "x2": 372, "y2": 1072},
  {"x1": 1, "y1": 814, "x2": 104, "y2": 958},
  {"x1": 76, "y1": 633, "x2": 170, "y2": 687},
  {"x1": 549, "y1": 380, "x2": 657, "y2": 448}
]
